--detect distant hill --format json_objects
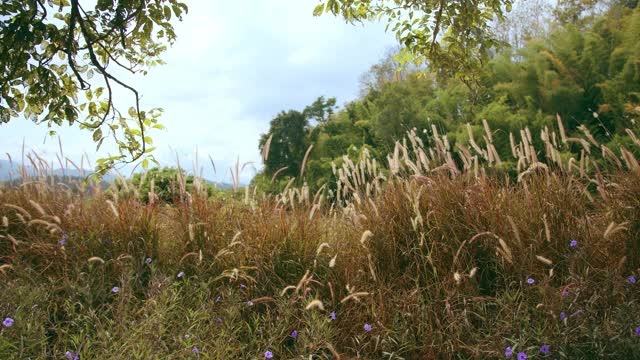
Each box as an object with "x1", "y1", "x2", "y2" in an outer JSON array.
[
  {"x1": 0, "y1": 159, "x2": 116, "y2": 182},
  {"x1": 1, "y1": 160, "x2": 236, "y2": 190},
  {"x1": 204, "y1": 179, "x2": 234, "y2": 190}
]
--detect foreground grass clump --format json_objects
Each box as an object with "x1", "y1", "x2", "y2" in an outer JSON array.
[{"x1": 2, "y1": 124, "x2": 640, "y2": 358}]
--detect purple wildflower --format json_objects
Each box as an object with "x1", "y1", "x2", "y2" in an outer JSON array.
[
  {"x1": 216, "y1": 296, "x2": 221, "y2": 303},
  {"x1": 562, "y1": 289, "x2": 570, "y2": 297},
  {"x1": 3, "y1": 317, "x2": 14, "y2": 327},
  {"x1": 240, "y1": 283, "x2": 247, "y2": 289},
  {"x1": 364, "y1": 323, "x2": 372, "y2": 332},
  {"x1": 247, "y1": 300, "x2": 254, "y2": 306},
  {"x1": 517, "y1": 352, "x2": 527, "y2": 360},
  {"x1": 629, "y1": 275, "x2": 637, "y2": 284},
  {"x1": 177, "y1": 271, "x2": 184, "y2": 278},
  {"x1": 560, "y1": 312, "x2": 566, "y2": 320},
  {"x1": 145, "y1": 257, "x2": 152, "y2": 264},
  {"x1": 635, "y1": 326, "x2": 640, "y2": 336},
  {"x1": 540, "y1": 344, "x2": 551, "y2": 354},
  {"x1": 527, "y1": 277, "x2": 535, "y2": 284},
  {"x1": 505, "y1": 346, "x2": 513, "y2": 358},
  {"x1": 330, "y1": 311, "x2": 336, "y2": 320},
  {"x1": 192, "y1": 346, "x2": 199, "y2": 354},
  {"x1": 290, "y1": 330, "x2": 298, "y2": 338},
  {"x1": 111, "y1": 286, "x2": 119, "y2": 293},
  {"x1": 65, "y1": 351, "x2": 79, "y2": 360},
  {"x1": 264, "y1": 351, "x2": 273, "y2": 358},
  {"x1": 59, "y1": 234, "x2": 68, "y2": 246},
  {"x1": 570, "y1": 239, "x2": 577, "y2": 247},
  {"x1": 184, "y1": 334, "x2": 190, "y2": 339}
]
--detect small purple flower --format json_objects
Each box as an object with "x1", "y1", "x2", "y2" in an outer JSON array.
[
  {"x1": 145, "y1": 257, "x2": 152, "y2": 264},
  {"x1": 65, "y1": 351, "x2": 79, "y2": 360},
  {"x1": 184, "y1": 334, "x2": 190, "y2": 339},
  {"x1": 290, "y1": 329, "x2": 298, "y2": 338},
  {"x1": 527, "y1": 277, "x2": 535, "y2": 284},
  {"x1": 330, "y1": 311, "x2": 336, "y2": 320},
  {"x1": 505, "y1": 346, "x2": 513, "y2": 358},
  {"x1": 216, "y1": 317, "x2": 223, "y2": 323},
  {"x1": 192, "y1": 346, "x2": 199, "y2": 354},
  {"x1": 540, "y1": 344, "x2": 550, "y2": 354},
  {"x1": 3, "y1": 317, "x2": 14, "y2": 327},
  {"x1": 570, "y1": 239, "x2": 577, "y2": 247},
  {"x1": 629, "y1": 275, "x2": 637, "y2": 284},
  {"x1": 364, "y1": 323, "x2": 372, "y2": 332},
  {"x1": 240, "y1": 283, "x2": 247, "y2": 289},
  {"x1": 216, "y1": 296, "x2": 221, "y2": 303},
  {"x1": 562, "y1": 289, "x2": 570, "y2": 297},
  {"x1": 517, "y1": 352, "x2": 527, "y2": 360},
  {"x1": 635, "y1": 326, "x2": 640, "y2": 336},
  {"x1": 559, "y1": 312, "x2": 566, "y2": 320},
  {"x1": 177, "y1": 271, "x2": 184, "y2": 278},
  {"x1": 111, "y1": 286, "x2": 119, "y2": 293},
  {"x1": 59, "y1": 234, "x2": 68, "y2": 246},
  {"x1": 247, "y1": 300, "x2": 254, "y2": 306},
  {"x1": 264, "y1": 351, "x2": 273, "y2": 358}
]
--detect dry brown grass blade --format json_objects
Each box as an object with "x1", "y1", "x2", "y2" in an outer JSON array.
[
  {"x1": 0, "y1": 264, "x2": 14, "y2": 274},
  {"x1": 604, "y1": 221, "x2": 628, "y2": 239},
  {"x1": 270, "y1": 166, "x2": 289, "y2": 183},
  {"x1": 305, "y1": 299, "x2": 325, "y2": 310},
  {"x1": 261, "y1": 134, "x2": 273, "y2": 162},
  {"x1": 300, "y1": 144, "x2": 314, "y2": 179}
]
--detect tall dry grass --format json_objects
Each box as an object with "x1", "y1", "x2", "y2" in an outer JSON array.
[{"x1": 1, "y1": 118, "x2": 639, "y2": 358}]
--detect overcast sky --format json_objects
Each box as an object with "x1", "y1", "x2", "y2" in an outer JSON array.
[{"x1": 0, "y1": 0, "x2": 396, "y2": 183}]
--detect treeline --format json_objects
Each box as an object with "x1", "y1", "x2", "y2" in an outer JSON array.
[{"x1": 253, "y1": 0, "x2": 640, "y2": 192}]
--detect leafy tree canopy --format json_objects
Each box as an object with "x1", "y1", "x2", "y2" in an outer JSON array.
[
  {"x1": 0, "y1": 0, "x2": 188, "y2": 174},
  {"x1": 314, "y1": 0, "x2": 515, "y2": 84}
]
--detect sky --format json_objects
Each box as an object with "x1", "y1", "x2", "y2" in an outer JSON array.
[{"x1": 0, "y1": 0, "x2": 396, "y2": 183}]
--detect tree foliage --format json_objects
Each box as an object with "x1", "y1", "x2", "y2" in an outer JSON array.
[
  {"x1": 130, "y1": 167, "x2": 223, "y2": 203},
  {"x1": 255, "y1": 1, "x2": 640, "y2": 194},
  {"x1": 0, "y1": 0, "x2": 188, "y2": 174},
  {"x1": 314, "y1": 0, "x2": 515, "y2": 84}
]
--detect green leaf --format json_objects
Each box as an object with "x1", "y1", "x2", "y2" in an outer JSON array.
[
  {"x1": 93, "y1": 128, "x2": 103, "y2": 141},
  {"x1": 142, "y1": 158, "x2": 149, "y2": 169},
  {"x1": 313, "y1": 4, "x2": 325, "y2": 16},
  {"x1": 89, "y1": 102, "x2": 97, "y2": 116},
  {"x1": 128, "y1": 107, "x2": 137, "y2": 117}
]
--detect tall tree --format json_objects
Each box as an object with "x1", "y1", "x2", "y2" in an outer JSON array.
[
  {"x1": 259, "y1": 110, "x2": 310, "y2": 178},
  {"x1": 0, "y1": 0, "x2": 188, "y2": 174},
  {"x1": 303, "y1": 96, "x2": 337, "y2": 124}
]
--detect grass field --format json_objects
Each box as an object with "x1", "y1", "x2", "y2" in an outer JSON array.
[{"x1": 1, "y1": 121, "x2": 640, "y2": 359}]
